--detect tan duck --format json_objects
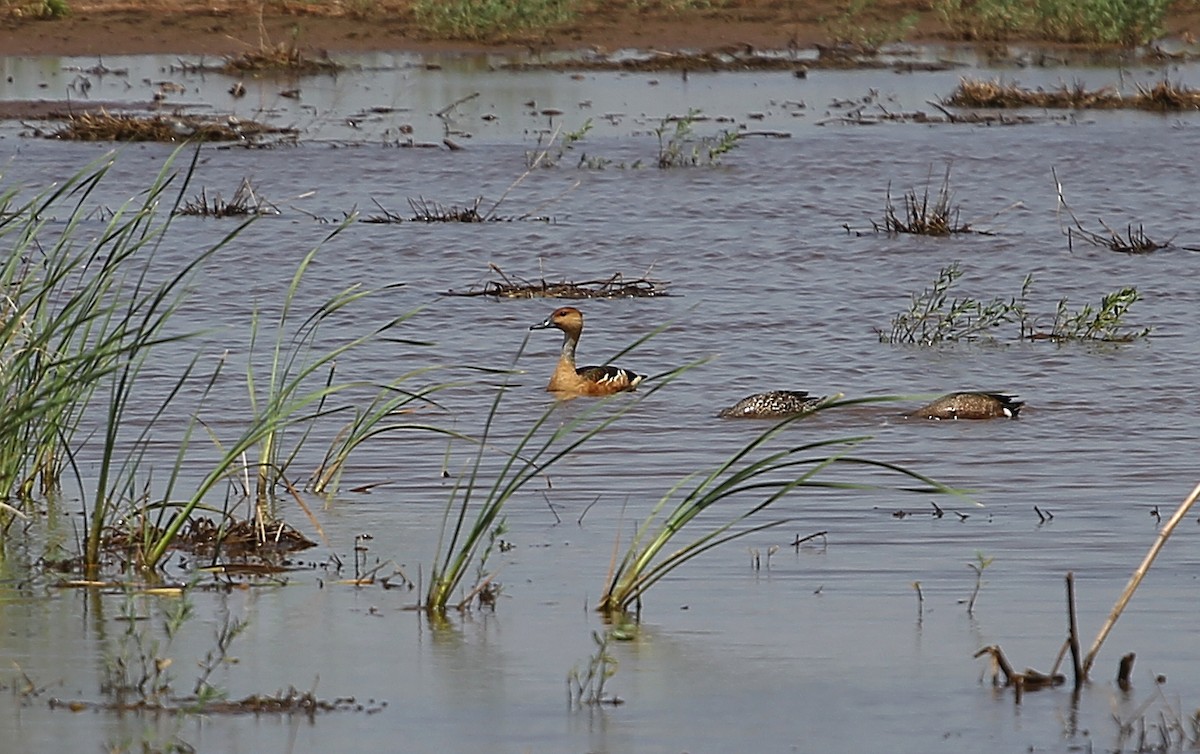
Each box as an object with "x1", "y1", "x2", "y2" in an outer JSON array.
[
  {"x1": 910, "y1": 392, "x2": 1023, "y2": 420},
  {"x1": 529, "y1": 306, "x2": 644, "y2": 397},
  {"x1": 718, "y1": 390, "x2": 825, "y2": 419}
]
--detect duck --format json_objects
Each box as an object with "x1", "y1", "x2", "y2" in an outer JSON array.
[
  {"x1": 910, "y1": 392, "x2": 1023, "y2": 420},
  {"x1": 529, "y1": 306, "x2": 644, "y2": 397},
  {"x1": 718, "y1": 390, "x2": 825, "y2": 419}
]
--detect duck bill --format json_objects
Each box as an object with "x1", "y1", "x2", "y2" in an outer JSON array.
[{"x1": 529, "y1": 316, "x2": 553, "y2": 331}]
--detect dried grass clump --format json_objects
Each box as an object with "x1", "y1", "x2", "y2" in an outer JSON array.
[
  {"x1": 947, "y1": 77, "x2": 1200, "y2": 111},
  {"x1": 407, "y1": 196, "x2": 485, "y2": 222},
  {"x1": 50, "y1": 110, "x2": 284, "y2": 142},
  {"x1": 176, "y1": 177, "x2": 279, "y2": 217},
  {"x1": 872, "y1": 165, "x2": 977, "y2": 236},
  {"x1": 945, "y1": 77, "x2": 1122, "y2": 109},
  {"x1": 445, "y1": 265, "x2": 670, "y2": 299},
  {"x1": 361, "y1": 196, "x2": 548, "y2": 223},
  {"x1": 221, "y1": 41, "x2": 341, "y2": 75},
  {"x1": 1132, "y1": 79, "x2": 1200, "y2": 110},
  {"x1": 1053, "y1": 167, "x2": 1174, "y2": 254},
  {"x1": 103, "y1": 515, "x2": 317, "y2": 557}
]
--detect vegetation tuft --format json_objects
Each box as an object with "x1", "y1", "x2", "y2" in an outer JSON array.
[
  {"x1": 1053, "y1": 167, "x2": 1175, "y2": 253},
  {"x1": 0, "y1": 147, "x2": 450, "y2": 576},
  {"x1": 444, "y1": 264, "x2": 670, "y2": 299},
  {"x1": 0, "y1": 0, "x2": 67, "y2": 18},
  {"x1": 656, "y1": 109, "x2": 740, "y2": 168},
  {"x1": 567, "y1": 631, "x2": 623, "y2": 707},
  {"x1": 1045, "y1": 288, "x2": 1150, "y2": 343},
  {"x1": 821, "y1": 0, "x2": 919, "y2": 52},
  {"x1": 222, "y1": 42, "x2": 342, "y2": 75},
  {"x1": 879, "y1": 263, "x2": 1030, "y2": 344},
  {"x1": 412, "y1": 0, "x2": 579, "y2": 41},
  {"x1": 934, "y1": 0, "x2": 1169, "y2": 46},
  {"x1": 176, "y1": 178, "x2": 279, "y2": 217},
  {"x1": 880, "y1": 262, "x2": 1151, "y2": 344},
  {"x1": 49, "y1": 110, "x2": 290, "y2": 143},
  {"x1": 872, "y1": 165, "x2": 978, "y2": 236},
  {"x1": 946, "y1": 77, "x2": 1200, "y2": 110}
]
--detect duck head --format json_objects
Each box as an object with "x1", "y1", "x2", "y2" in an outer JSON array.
[{"x1": 530, "y1": 306, "x2": 584, "y2": 337}]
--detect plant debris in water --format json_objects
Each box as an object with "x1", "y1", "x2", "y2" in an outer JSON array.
[
  {"x1": 221, "y1": 43, "x2": 342, "y2": 75},
  {"x1": 360, "y1": 196, "x2": 549, "y2": 223},
  {"x1": 49, "y1": 110, "x2": 291, "y2": 143},
  {"x1": 50, "y1": 686, "x2": 380, "y2": 715},
  {"x1": 444, "y1": 265, "x2": 669, "y2": 299},
  {"x1": 176, "y1": 177, "x2": 279, "y2": 217},
  {"x1": 872, "y1": 165, "x2": 979, "y2": 235},
  {"x1": 1052, "y1": 168, "x2": 1176, "y2": 254},
  {"x1": 817, "y1": 89, "x2": 1060, "y2": 127},
  {"x1": 945, "y1": 77, "x2": 1200, "y2": 110},
  {"x1": 103, "y1": 516, "x2": 317, "y2": 558}
]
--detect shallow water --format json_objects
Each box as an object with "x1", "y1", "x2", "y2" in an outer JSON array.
[{"x1": 2, "y1": 47, "x2": 1200, "y2": 754}]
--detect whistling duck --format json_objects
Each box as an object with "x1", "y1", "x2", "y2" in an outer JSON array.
[
  {"x1": 529, "y1": 306, "x2": 644, "y2": 397},
  {"x1": 910, "y1": 392, "x2": 1023, "y2": 420},
  {"x1": 718, "y1": 390, "x2": 825, "y2": 419}
]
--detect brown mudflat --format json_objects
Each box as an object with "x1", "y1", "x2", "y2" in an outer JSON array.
[{"x1": 2, "y1": 0, "x2": 1198, "y2": 58}]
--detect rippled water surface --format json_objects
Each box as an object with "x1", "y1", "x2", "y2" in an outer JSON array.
[{"x1": 2, "y1": 47, "x2": 1200, "y2": 754}]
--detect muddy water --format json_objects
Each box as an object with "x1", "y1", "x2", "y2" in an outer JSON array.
[{"x1": 2, "y1": 48, "x2": 1200, "y2": 753}]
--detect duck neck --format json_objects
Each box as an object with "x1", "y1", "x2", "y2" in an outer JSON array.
[{"x1": 559, "y1": 330, "x2": 579, "y2": 367}]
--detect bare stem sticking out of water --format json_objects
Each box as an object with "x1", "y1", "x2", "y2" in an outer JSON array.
[
  {"x1": 1082, "y1": 480, "x2": 1200, "y2": 677},
  {"x1": 965, "y1": 551, "x2": 992, "y2": 616},
  {"x1": 1053, "y1": 167, "x2": 1174, "y2": 254},
  {"x1": 1066, "y1": 572, "x2": 1083, "y2": 691}
]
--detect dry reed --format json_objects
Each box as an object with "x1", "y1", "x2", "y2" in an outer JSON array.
[{"x1": 946, "y1": 77, "x2": 1200, "y2": 110}]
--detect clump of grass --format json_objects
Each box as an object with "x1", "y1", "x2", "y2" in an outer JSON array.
[
  {"x1": 881, "y1": 263, "x2": 1150, "y2": 344},
  {"x1": 444, "y1": 264, "x2": 670, "y2": 299},
  {"x1": 934, "y1": 0, "x2": 1168, "y2": 46},
  {"x1": 822, "y1": 0, "x2": 920, "y2": 52},
  {"x1": 568, "y1": 631, "x2": 623, "y2": 708},
  {"x1": 407, "y1": 196, "x2": 485, "y2": 222},
  {"x1": 412, "y1": 0, "x2": 579, "y2": 41},
  {"x1": 1046, "y1": 288, "x2": 1150, "y2": 342},
  {"x1": 221, "y1": 10, "x2": 341, "y2": 75},
  {"x1": 176, "y1": 178, "x2": 279, "y2": 217},
  {"x1": 945, "y1": 77, "x2": 1122, "y2": 109},
  {"x1": 597, "y1": 395, "x2": 957, "y2": 617},
  {"x1": 6, "y1": 0, "x2": 68, "y2": 18},
  {"x1": 50, "y1": 111, "x2": 286, "y2": 143},
  {"x1": 1053, "y1": 167, "x2": 1174, "y2": 253},
  {"x1": 946, "y1": 77, "x2": 1200, "y2": 110},
  {"x1": 629, "y1": 0, "x2": 715, "y2": 10},
  {"x1": 1134, "y1": 79, "x2": 1200, "y2": 110},
  {"x1": 656, "y1": 109, "x2": 739, "y2": 169},
  {"x1": 0, "y1": 146, "x2": 451, "y2": 572},
  {"x1": 527, "y1": 119, "x2": 597, "y2": 169},
  {"x1": 872, "y1": 166, "x2": 975, "y2": 236},
  {"x1": 878, "y1": 263, "x2": 1031, "y2": 345},
  {"x1": 222, "y1": 41, "x2": 341, "y2": 75}
]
